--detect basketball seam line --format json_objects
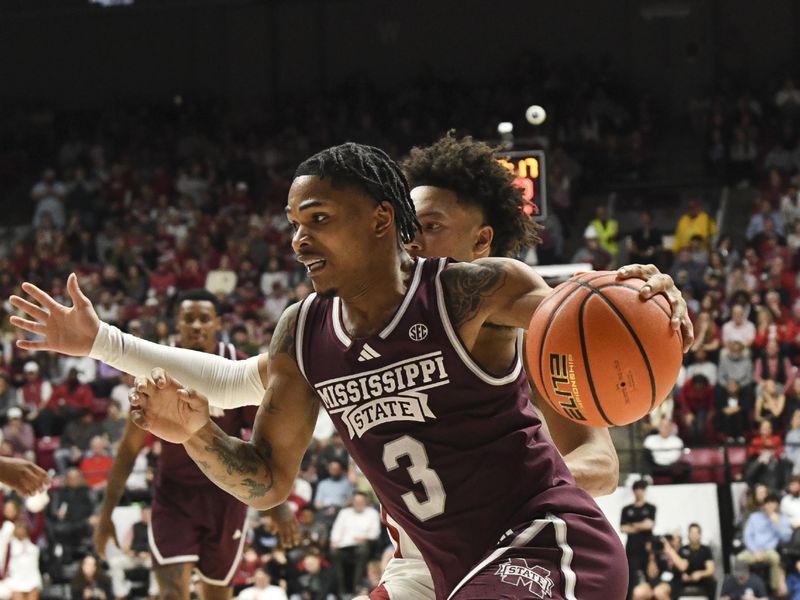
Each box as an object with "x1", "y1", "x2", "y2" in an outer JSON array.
[
  {"x1": 577, "y1": 292, "x2": 616, "y2": 426},
  {"x1": 593, "y1": 283, "x2": 672, "y2": 319},
  {"x1": 574, "y1": 280, "x2": 658, "y2": 415},
  {"x1": 536, "y1": 281, "x2": 593, "y2": 424}
]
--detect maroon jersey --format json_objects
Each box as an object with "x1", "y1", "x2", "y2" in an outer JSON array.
[
  {"x1": 155, "y1": 342, "x2": 256, "y2": 489},
  {"x1": 296, "y1": 257, "x2": 609, "y2": 598}
]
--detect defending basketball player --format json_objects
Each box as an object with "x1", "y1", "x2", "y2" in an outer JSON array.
[
  {"x1": 354, "y1": 133, "x2": 686, "y2": 600},
  {"x1": 90, "y1": 290, "x2": 292, "y2": 600},
  {"x1": 9, "y1": 144, "x2": 690, "y2": 599}
]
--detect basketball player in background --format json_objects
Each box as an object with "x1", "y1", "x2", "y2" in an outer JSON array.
[
  {"x1": 116, "y1": 144, "x2": 694, "y2": 599},
  {"x1": 91, "y1": 290, "x2": 294, "y2": 600}
]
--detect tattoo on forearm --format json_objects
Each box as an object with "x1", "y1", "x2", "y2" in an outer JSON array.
[
  {"x1": 205, "y1": 438, "x2": 259, "y2": 476},
  {"x1": 443, "y1": 263, "x2": 506, "y2": 326},
  {"x1": 197, "y1": 460, "x2": 210, "y2": 471},
  {"x1": 242, "y1": 476, "x2": 272, "y2": 499}
]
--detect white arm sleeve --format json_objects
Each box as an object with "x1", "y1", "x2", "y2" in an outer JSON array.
[{"x1": 89, "y1": 322, "x2": 266, "y2": 408}]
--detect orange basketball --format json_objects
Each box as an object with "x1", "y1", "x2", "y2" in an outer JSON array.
[{"x1": 526, "y1": 271, "x2": 683, "y2": 427}]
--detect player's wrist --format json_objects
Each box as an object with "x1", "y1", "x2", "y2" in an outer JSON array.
[{"x1": 88, "y1": 321, "x2": 118, "y2": 361}]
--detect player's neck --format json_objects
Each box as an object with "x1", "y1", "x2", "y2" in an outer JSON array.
[{"x1": 339, "y1": 252, "x2": 416, "y2": 338}]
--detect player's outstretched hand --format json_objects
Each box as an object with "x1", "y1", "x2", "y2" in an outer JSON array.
[
  {"x1": 267, "y1": 502, "x2": 301, "y2": 548},
  {"x1": 93, "y1": 515, "x2": 120, "y2": 561},
  {"x1": 617, "y1": 263, "x2": 694, "y2": 352},
  {"x1": 129, "y1": 368, "x2": 210, "y2": 444},
  {"x1": 9, "y1": 273, "x2": 100, "y2": 356},
  {"x1": 0, "y1": 457, "x2": 50, "y2": 497}
]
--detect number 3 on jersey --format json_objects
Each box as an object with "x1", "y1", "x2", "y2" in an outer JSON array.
[{"x1": 382, "y1": 435, "x2": 446, "y2": 522}]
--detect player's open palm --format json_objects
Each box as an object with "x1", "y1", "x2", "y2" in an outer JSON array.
[
  {"x1": 9, "y1": 273, "x2": 100, "y2": 356},
  {"x1": 129, "y1": 369, "x2": 210, "y2": 444}
]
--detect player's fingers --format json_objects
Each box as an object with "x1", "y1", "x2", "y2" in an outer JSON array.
[
  {"x1": 15, "y1": 339, "x2": 49, "y2": 352},
  {"x1": 177, "y1": 388, "x2": 205, "y2": 409},
  {"x1": 151, "y1": 367, "x2": 167, "y2": 388},
  {"x1": 20, "y1": 282, "x2": 60, "y2": 310},
  {"x1": 680, "y1": 318, "x2": 695, "y2": 353},
  {"x1": 130, "y1": 408, "x2": 149, "y2": 430},
  {"x1": 617, "y1": 263, "x2": 658, "y2": 281},
  {"x1": 135, "y1": 377, "x2": 153, "y2": 397},
  {"x1": 8, "y1": 296, "x2": 49, "y2": 322},
  {"x1": 67, "y1": 272, "x2": 91, "y2": 308},
  {"x1": 639, "y1": 272, "x2": 674, "y2": 300},
  {"x1": 28, "y1": 463, "x2": 49, "y2": 485},
  {"x1": 8, "y1": 316, "x2": 47, "y2": 336},
  {"x1": 128, "y1": 388, "x2": 142, "y2": 408}
]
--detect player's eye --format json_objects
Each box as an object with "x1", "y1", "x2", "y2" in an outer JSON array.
[
  {"x1": 311, "y1": 213, "x2": 329, "y2": 224},
  {"x1": 288, "y1": 221, "x2": 299, "y2": 233},
  {"x1": 424, "y1": 222, "x2": 442, "y2": 232}
]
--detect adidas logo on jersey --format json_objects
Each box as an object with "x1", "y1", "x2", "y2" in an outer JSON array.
[{"x1": 357, "y1": 343, "x2": 381, "y2": 362}]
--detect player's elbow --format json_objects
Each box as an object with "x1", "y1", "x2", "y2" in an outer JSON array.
[
  {"x1": 594, "y1": 447, "x2": 620, "y2": 497},
  {"x1": 246, "y1": 479, "x2": 293, "y2": 512}
]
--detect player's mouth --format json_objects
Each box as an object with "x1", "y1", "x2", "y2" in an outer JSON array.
[{"x1": 297, "y1": 255, "x2": 327, "y2": 275}]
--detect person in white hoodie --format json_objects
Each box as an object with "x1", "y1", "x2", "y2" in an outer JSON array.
[{"x1": 0, "y1": 519, "x2": 41, "y2": 600}]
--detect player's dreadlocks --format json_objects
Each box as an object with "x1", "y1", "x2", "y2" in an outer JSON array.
[
  {"x1": 294, "y1": 143, "x2": 421, "y2": 244},
  {"x1": 403, "y1": 132, "x2": 543, "y2": 258}
]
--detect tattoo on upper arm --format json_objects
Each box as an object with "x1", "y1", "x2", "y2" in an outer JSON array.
[
  {"x1": 442, "y1": 262, "x2": 506, "y2": 327},
  {"x1": 270, "y1": 304, "x2": 299, "y2": 357}
]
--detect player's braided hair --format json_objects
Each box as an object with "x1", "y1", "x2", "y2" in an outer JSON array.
[
  {"x1": 403, "y1": 131, "x2": 543, "y2": 258},
  {"x1": 294, "y1": 143, "x2": 421, "y2": 244}
]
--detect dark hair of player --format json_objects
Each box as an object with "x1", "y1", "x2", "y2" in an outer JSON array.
[
  {"x1": 294, "y1": 143, "x2": 421, "y2": 245},
  {"x1": 403, "y1": 132, "x2": 543, "y2": 258},
  {"x1": 176, "y1": 289, "x2": 220, "y2": 315}
]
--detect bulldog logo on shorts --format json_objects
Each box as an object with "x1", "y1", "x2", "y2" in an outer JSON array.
[{"x1": 495, "y1": 558, "x2": 554, "y2": 598}]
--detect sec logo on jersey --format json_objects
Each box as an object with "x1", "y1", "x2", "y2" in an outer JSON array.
[{"x1": 409, "y1": 323, "x2": 428, "y2": 341}]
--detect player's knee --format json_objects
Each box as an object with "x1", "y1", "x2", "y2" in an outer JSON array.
[{"x1": 631, "y1": 583, "x2": 653, "y2": 600}]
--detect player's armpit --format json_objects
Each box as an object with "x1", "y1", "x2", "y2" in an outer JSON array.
[
  {"x1": 529, "y1": 385, "x2": 619, "y2": 497},
  {"x1": 441, "y1": 258, "x2": 551, "y2": 334},
  {"x1": 185, "y1": 305, "x2": 319, "y2": 511}
]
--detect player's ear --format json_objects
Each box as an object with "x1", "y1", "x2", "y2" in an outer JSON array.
[
  {"x1": 472, "y1": 225, "x2": 494, "y2": 259},
  {"x1": 374, "y1": 201, "x2": 395, "y2": 239}
]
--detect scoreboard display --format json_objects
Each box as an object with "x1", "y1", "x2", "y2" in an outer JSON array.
[{"x1": 496, "y1": 149, "x2": 547, "y2": 220}]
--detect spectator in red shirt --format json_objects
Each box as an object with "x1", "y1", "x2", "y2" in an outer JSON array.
[
  {"x1": 749, "y1": 420, "x2": 785, "y2": 459},
  {"x1": 677, "y1": 374, "x2": 716, "y2": 444},
  {"x1": 175, "y1": 257, "x2": 207, "y2": 290},
  {"x1": 35, "y1": 368, "x2": 94, "y2": 436},
  {"x1": 17, "y1": 362, "x2": 52, "y2": 417},
  {"x1": 79, "y1": 436, "x2": 113, "y2": 490},
  {"x1": 148, "y1": 256, "x2": 177, "y2": 296},
  {"x1": 754, "y1": 307, "x2": 783, "y2": 351}
]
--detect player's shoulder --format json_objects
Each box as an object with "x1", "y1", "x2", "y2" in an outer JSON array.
[{"x1": 271, "y1": 301, "x2": 304, "y2": 358}]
